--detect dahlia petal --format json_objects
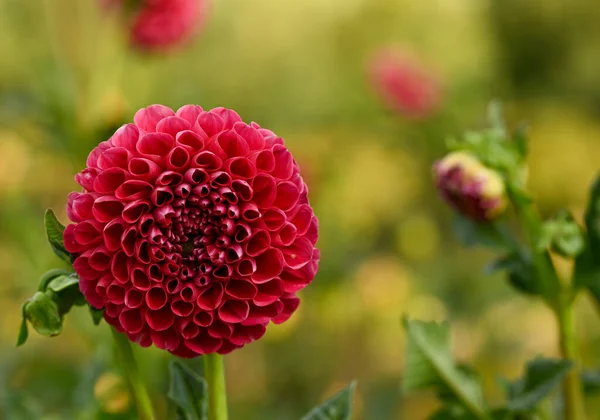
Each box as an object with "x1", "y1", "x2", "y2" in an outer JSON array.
[
  {"x1": 172, "y1": 299, "x2": 195, "y2": 317},
  {"x1": 134, "y1": 105, "x2": 175, "y2": 133},
  {"x1": 252, "y1": 248, "x2": 284, "y2": 283},
  {"x1": 290, "y1": 204, "x2": 313, "y2": 235},
  {"x1": 184, "y1": 167, "x2": 209, "y2": 185},
  {"x1": 125, "y1": 289, "x2": 145, "y2": 309},
  {"x1": 274, "y1": 181, "x2": 300, "y2": 211},
  {"x1": 107, "y1": 283, "x2": 125, "y2": 305},
  {"x1": 234, "y1": 122, "x2": 265, "y2": 150},
  {"x1": 217, "y1": 130, "x2": 250, "y2": 158},
  {"x1": 64, "y1": 224, "x2": 85, "y2": 253},
  {"x1": 135, "y1": 240, "x2": 151, "y2": 264},
  {"x1": 180, "y1": 284, "x2": 200, "y2": 302},
  {"x1": 119, "y1": 308, "x2": 145, "y2": 334},
  {"x1": 282, "y1": 237, "x2": 313, "y2": 269},
  {"x1": 109, "y1": 124, "x2": 140, "y2": 152},
  {"x1": 111, "y1": 251, "x2": 129, "y2": 283},
  {"x1": 75, "y1": 168, "x2": 98, "y2": 191},
  {"x1": 146, "y1": 306, "x2": 175, "y2": 331},
  {"x1": 128, "y1": 158, "x2": 162, "y2": 181},
  {"x1": 150, "y1": 328, "x2": 180, "y2": 352},
  {"x1": 243, "y1": 301, "x2": 283, "y2": 325},
  {"x1": 122, "y1": 199, "x2": 150, "y2": 224},
  {"x1": 197, "y1": 111, "x2": 225, "y2": 138},
  {"x1": 115, "y1": 180, "x2": 153, "y2": 201},
  {"x1": 230, "y1": 324, "x2": 266, "y2": 346},
  {"x1": 89, "y1": 246, "x2": 112, "y2": 271},
  {"x1": 176, "y1": 130, "x2": 206, "y2": 153},
  {"x1": 240, "y1": 202, "x2": 261, "y2": 222},
  {"x1": 166, "y1": 146, "x2": 191, "y2": 172},
  {"x1": 67, "y1": 192, "x2": 94, "y2": 222},
  {"x1": 224, "y1": 157, "x2": 256, "y2": 180},
  {"x1": 79, "y1": 276, "x2": 104, "y2": 309},
  {"x1": 86, "y1": 141, "x2": 110, "y2": 168},
  {"x1": 191, "y1": 151, "x2": 222, "y2": 171},
  {"x1": 245, "y1": 229, "x2": 271, "y2": 257},
  {"x1": 252, "y1": 174, "x2": 277, "y2": 208},
  {"x1": 128, "y1": 328, "x2": 152, "y2": 347},
  {"x1": 156, "y1": 171, "x2": 183, "y2": 187},
  {"x1": 273, "y1": 222, "x2": 297, "y2": 247},
  {"x1": 196, "y1": 283, "x2": 224, "y2": 310},
  {"x1": 234, "y1": 223, "x2": 251, "y2": 243},
  {"x1": 280, "y1": 264, "x2": 316, "y2": 293},
  {"x1": 217, "y1": 341, "x2": 242, "y2": 355},
  {"x1": 209, "y1": 171, "x2": 232, "y2": 188},
  {"x1": 145, "y1": 286, "x2": 168, "y2": 310},
  {"x1": 210, "y1": 107, "x2": 242, "y2": 129},
  {"x1": 94, "y1": 168, "x2": 128, "y2": 194},
  {"x1": 151, "y1": 187, "x2": 175, "y2": 207},
  {"x1": 250, "y1": 149, "x2": 276, "y2": 173},
  {"x1": 131, "y1": 267, "x2": 151, "y2": 291},
  {"x1": 225, "y1": 279, "x2": 257, "y2": 300},
  {"x1": 138, "y1": 214, "x2": 155, "y2": 236},
  {"x1": 262, "y1": 208, "x2": 287, "y2": 231},
  {"x1": 193, "y1": 310, "x2": 214, "y2": 327},
  {"x1": 218, "y1": 300, "x2": 249, "y2": 324},
  {"x1": 137, "y1": 133, "x2": 175, "y2": 162},
  {"x1": 98, "y1": 147, "x2": 130, "y2": 170},
  {"x1": 185, "y1": 331, "x2": 222, "y2": 354},
  {"x1": 271, "y1": 145, "x2": 294, "y2": 180},
  {"x1": 95, "y1": 274, "x2": 112, "y2": 298},
  {"x1": 305, "y1": 216, "x2": 319, "y2": 246},
  {"x1": 236, "y1": 258, "x2": 257, "y2": 276},
  {"x1": 253, "y1": 279, "x2": 284, "y2": 307},
  {"x1": 176, "y1": 105, "x2": 204, "y2": 125},
  {"x1": 74, "y1": 221, "x2": 103, "y2": 246},
  {"x1": 178, "y1": 319, "x2": 200, "y2": 340},
  {"x1": 156, "y1": 116, "x2": 191, "y2": 137},
  {"x1": 272, "y1": 294, "x2": 300, "y2": 324},
  {"x1": 208, "y1": 320, "x2": 233, "y2": 339}
]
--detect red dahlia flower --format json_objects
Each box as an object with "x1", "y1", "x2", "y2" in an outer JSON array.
[
  {"x1": 368, "y1": 48, "x2": 442, "y2": 119},
  {"x1": 64, "y1": 105, "x2": 319, "y2": 356},
  {"x1": 104, "y1": 0, "x2": 207, "y2": 51}
]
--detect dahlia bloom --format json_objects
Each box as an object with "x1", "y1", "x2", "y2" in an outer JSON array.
[
  {"x1": 64, "y1": 104, "x2": 319, "y2": 356},
  {"x1": 434, "y1": 151, "x2": 507, "y2": 222},
  {"x1": 368, "y1": 48, "x2": 442, "y2": 119},
  {"x1": 103, "y1": 0, "x2": 206, "y2": 51}
]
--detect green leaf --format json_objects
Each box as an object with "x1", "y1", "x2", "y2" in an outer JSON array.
[
  {"x1": 168, "y1": 360, "x2": 208, "y2": 420},
  {"x1": 47, "y1": 273, "x2": 79, "y2": 292},
  {"x1": 37, "y1": 268, "x2": 74, "y2": 292},
  {"x1": 453, "y1": 216, "x2": 513, "y2": 250},
  {"x1": 90, "y1": 307, "x2": 104, "y2": 325},
  {"x1": 507, "y1": 358, "x2": 572, "y2": 412},
  {"x1": 402, "y1": 319, "x2": 488, "y2": 419},
  {"x1": 487, "y1": 253, "x2": 542, "y2": 296},
  {"x1": 24, "y1": 292, "x2": 63, "y2": 337},
  {"x1": 16, "y1": 302, "x2": 29, "y2": 347},
  {"x1": 45, "y1": 208, "x2": 72, "y2": 264},
  {"x1": 301, "y1": 381, "x2": 357, "y2": 420},
  {"x1": 513, "y1": 123, "x2": 529, "y2": 158},
  {"x1": 538, "y1": 211, "x2": 585, "y2": 258},
  {"x1": 575, "y1": 174, "x2": 600, "y2": 291}
]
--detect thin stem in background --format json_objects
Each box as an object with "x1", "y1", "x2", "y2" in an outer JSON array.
[
  {"x1": 111, "y1": 328, "x2": 156, "y2": 420},
  {"x1": 203, "y1": 353, "x2": 228, "y2": 420}
]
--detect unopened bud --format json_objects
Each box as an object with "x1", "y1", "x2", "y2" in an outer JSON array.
[{"x1": 434, "y1": 151, "x2": 507, "y2": 222}]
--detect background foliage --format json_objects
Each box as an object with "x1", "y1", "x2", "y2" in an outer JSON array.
[{"x1": 2, "y1": 0, "x2": 600, "y2": 418}]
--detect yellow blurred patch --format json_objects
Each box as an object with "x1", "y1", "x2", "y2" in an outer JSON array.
[
  {"x1": 396, "y1": 214, "x2": 440, "y2": 261},
  {"x1": 94, "y1": 372, "x2": 131, "y2": 414}
]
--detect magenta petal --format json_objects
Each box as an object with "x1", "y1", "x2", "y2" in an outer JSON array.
[{"x1": 134, "y1": 105, "x2": 175, "y2": 132}]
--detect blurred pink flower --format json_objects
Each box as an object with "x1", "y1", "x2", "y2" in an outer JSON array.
[
  {"x1": 103, "y1": 0, "x2": 208, "y2": 51},
  {"x1": 65, "y1": 104, "x2": 319, "y2": 356},
  {"x1": 368, "y1": 48, "x2": 442, "y2": 119}
]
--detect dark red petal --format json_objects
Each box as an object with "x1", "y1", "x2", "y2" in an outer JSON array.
[
  {"x1": 197, "y1": 284, "x2": 224, "y2": 310},
  {"x1": 225, "y1": 279, "x2": 258, "y2": 300},
  {"x1": 145, "y1": 306, "x2": 176, "y2": 331},
  {"x1": 128, "y1": 158, "x2": 162, "y2": 181},
  {"x1": 243, "y1": 301, "x2": 283, "y2": 325},
  {"x1": 94, "y1": 168, "x2": 127, "y2": 194},
  {"x1": 252, "y1": 248, "x2": 284, "y2": 283},
  {"x1": 274, "y1": 181, "x2": 300, "y2": 211},
  {"x1": 137, "y1": 133, "x2": 175, "y2": 161},
  {"x1": 252, "y1": 174, "x2": 277, "y2": 208},
  {"x1": 218, "y1": 300, "x2": 249, "y2": 323},
  {"x1": 115, "y1": 180, "x2": 153, "y2": 201},
  {"x1": 146, "y1": 286, "x2": 168, "y2": 310},
  {"x1": 119, "y1": 309, "x2": 145, "y2": 334},
  {"x1": 185, "y1": 331, "x2": 222, "y2": 354},
  {"x1": 273, "y1": 294, "x2": 300, "y2": 324},
  {"x1": 245, "y1": 229, "x2": 271, "y2": 257}
]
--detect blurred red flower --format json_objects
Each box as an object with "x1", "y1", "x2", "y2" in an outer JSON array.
[
  {"x1": 368, "y1": 48, "x2": 442, "y2": 119},
  {"x1": 103, "y1": 0, "x2": 207, "y2": 51},
  {"x1": 64, "y1": 104, "x2": 319, "y2": 356}
]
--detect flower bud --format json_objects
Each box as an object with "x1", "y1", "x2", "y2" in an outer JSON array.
[
  {"x1": 24, "y1": 292, "x2": 63, "y2": 337},
  {"x1": 433, "y1": 151, "x2": 507, "y2": 222}
]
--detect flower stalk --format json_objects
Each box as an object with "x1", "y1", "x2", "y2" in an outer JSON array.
[
  {"x1": 111, "y1": 328, "x2": 155, "y2": 420},
  {"x1": 204, "y1": 353, "x2": 228, "y2": 420}
]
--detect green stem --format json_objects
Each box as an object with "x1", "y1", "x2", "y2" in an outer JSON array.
[
  {"x1": 111, "y1": 328, "x2": 155, "y2": 420},
  {"x1": 203, "y1": 353, "x2": 228, "y2": 420},
  {"x1": 555, "y1": 294, "x2": 586, "y2": 420}
]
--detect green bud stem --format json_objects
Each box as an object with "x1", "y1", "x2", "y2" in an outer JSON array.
[
  {"x1": 203, "y1": 353, "x2": 228, "y2": 420},
  {"x1": 111, "y1": 328, "x2": 155, "y2": 420},
  {"x1": 512, "y1": 194, "x2": 586, "y2": 420}
]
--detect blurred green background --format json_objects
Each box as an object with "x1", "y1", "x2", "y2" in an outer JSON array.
[{"x1": 2, "y1": 0, "x2": 600, "y2": 418}]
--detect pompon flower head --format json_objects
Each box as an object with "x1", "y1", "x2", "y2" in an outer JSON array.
[
  {"x1": 368, "y1": 47, "x2": 442, "y2": 120},
  {"x1": 64, "y1": 105, "x2": 319, "y2": 357},
  {"x1": 434, "y1": 151, "x2": 507, "y2": 222},
  {"x1": 103, "y1": 0, "x2": 207, "y2": 51}
]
